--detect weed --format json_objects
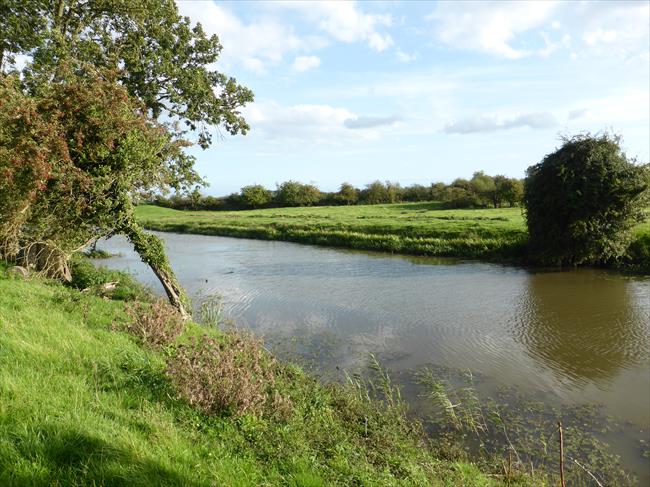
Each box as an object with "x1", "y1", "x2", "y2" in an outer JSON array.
[
  {"x1": 121, "y1": 299, "x2": 185, "y2": 349},
  {"x1": 166, "y1": 331, "x2": 291, "y2": 418}
]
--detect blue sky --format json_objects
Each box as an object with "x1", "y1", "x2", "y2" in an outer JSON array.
[{"x1": 177, "y1": 0, "x2": 650, "y2": 196}]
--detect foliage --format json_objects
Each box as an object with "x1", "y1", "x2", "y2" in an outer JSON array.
[
  {"x1": 167, "y1": 331, "x2": 290, "y2": 419},
  {"x1": 7, "y1": 0, "x2": 253, "y2": 148},
  {"x1": 240, "y1": 184, "x2": 273, "y2": 208},
  {"x1": 275, "y1": 180, "x2": 321, "y2": 207},
  {"x1": 68, "y1": 255, "x2": 150, "y2": 301},
  {"x1": 336, "y1": 182, "x2": 359, "y2": 205},
  {"x1": 122, "y1": 299, "x2": 186, "y2": 349},
  {"x1": 524, "y1": 134, "x2": 650, "y2": 266},
  {"x1": 155, "y1": 173, "x2": 525, "y2": 212},
  {"x1": 0, "y1": 72, "x2": 186, "y2": 278},
  {"x1": 1, "y1": 0, "x2": 253, "y2": 315}
]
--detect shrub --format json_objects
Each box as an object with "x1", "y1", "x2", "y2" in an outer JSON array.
[
  {"x1": 69, "y1": 256, "x2": 149, "y2": 301},
  {"x1": 166, "y1": 332, "x2": 291, "y2": 418},
  {"x1": 122, "y1": 299, "x2": 185, "y2": 349},
  {"x1": 524, "y1": 134, "x2": 650, "y2": 266}
]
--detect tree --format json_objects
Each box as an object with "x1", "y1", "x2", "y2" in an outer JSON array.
[
  {"x1": 524, "y1": 134, "x2": 649, "y2": 266},
  {"x1": 240, "y1": 185, "x2": 272, "y2": 209},
  {"x1": 470, "y1": 171, "x2": 496, "y2": 208},
  {"x1": 275, "y1": 181, "x2": 321, "y2": 207},
  {"x1": 497, "y1": 177, "x2": 524, "y2": 207},
  {"x1": 336, "y1": 183, "x2": 359, "y2": 205},
  {"x1": 362, "y1": 181, "x2": 388, "y2": 204},
  {"x1": 2, "y1": 0, "x2": 253, "y2": 317},
  {"x1": 1, "y1": 72, "x2": 194, "y2": 314}
]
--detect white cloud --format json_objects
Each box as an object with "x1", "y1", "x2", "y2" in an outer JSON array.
[
  {"x1": 571, "y1": 90, "x2": 649, "y2": 124},
  {"x1": 568, "y1": 108, "x2": 589, "y2": 120},
  {"x1": 427, "y1": 1, "x2": 649, "y2": 61},
  {"x1": 292, "y1": 55, "x2": 321, "y2": 73},
  {"x1": 428, "y1": 1, "x2": 558, "y2": 59},
  {"x1": 444, "y1": 112, "x2": 558, "y2": 134},
  {"x1": 573, "y1": 2, "x2": 649, "y2": 59},
  {"x1": 344, "y1": 115, "x2": 401, "y2": 129},
  {"x1": 273, "y1": 1, "x2": 394, "y2": 51},
  {"x1": 396, "y1": 49, "x2": 417, "y2": 63},
  {"x1": 177, "y1": 1, "x2": 317, "y2": 72},
  {"x1": 243, "y1": 101, "x2": 399, "y2": 143}
]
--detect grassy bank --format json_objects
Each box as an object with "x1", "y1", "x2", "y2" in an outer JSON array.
[
  {"x1": 135, "y1": 204, "x2": 650, "y2": 267},
  {"x1": 136, "y1": 203, "x2": 529, "y2": 261},
  {"x1": 0, "y1": 261, "x2": 532, "y2": 486}
]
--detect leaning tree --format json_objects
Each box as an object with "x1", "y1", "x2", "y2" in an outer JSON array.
[
  {"x1": 0, "y1": 0, "x2": 253, "y2": 318},
  {"x1": 524, "y1": 134, "x2": 649, "y2": 266}
]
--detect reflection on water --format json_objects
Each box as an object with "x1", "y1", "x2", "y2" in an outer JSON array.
[
  {"x1": 94, "y1": 232, "x2": 650, "y2": 478},
  {"x1": 513, "y1": 271, "x2": 649, "y2": 384}
]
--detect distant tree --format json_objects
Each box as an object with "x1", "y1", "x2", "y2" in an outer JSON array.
[
  {"x1": 240, "y1": 185, "x2": 272, "y2": 208},
  {"x1": 451, "y1": 178, "x2": 472, "y2": 192},
  {"x1": 524, "y1": 134, "x2": 650, "y2": 266},
  {"x1": 470, "y1": 171, "x2": 497, "y2": 207},
  {"x1": 336, "y1": 182, "x2": 359, "y2": 205},
  {"x1": 189, "y1": 186, "x2": 203, "y2": 209},
  {"x1": 497, "y1": 177, "x2": 524, "y2": 207},
  {"x1": 363, "y1": 181, "x2": 388, "y2": 204},
  {"x1": 402, "y1": 184, "x2": 430, "y2": 202},
  {"x1": 385, "y1": 181, "x2": 402, "y2": 203},
  {"x1": 430, "y1": 182, "x2": 447, "y2": 201},
  {"x1": 276, "y1": 181, "x2": 321, "y2": 207}
]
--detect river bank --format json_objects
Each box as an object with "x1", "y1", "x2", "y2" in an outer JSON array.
[
  {"x1": 135, "y1": 204, "x2": 650, "y2": 271},
  {"x1": 1, "y1": 260, "x2": 537, "y2": 486}
]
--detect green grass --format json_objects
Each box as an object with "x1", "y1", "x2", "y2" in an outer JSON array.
[
  {"x1": 136, "y1": 203, "x2": 529, "y2": 261},
  {"x1": 136, "y1": 203, "x2": 650, "y2": 267},
  {"x1": 0, "y1": 262, "x2": 529, "y2": 486}
]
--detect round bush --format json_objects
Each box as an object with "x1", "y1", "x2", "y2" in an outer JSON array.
[{"x1": 524, "y1": 134, "x2": 649, "y2": 266}]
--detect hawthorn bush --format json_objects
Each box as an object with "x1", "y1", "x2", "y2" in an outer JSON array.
[{"x1": 524, "y1": 134, "x2": 649, "y2": 266}]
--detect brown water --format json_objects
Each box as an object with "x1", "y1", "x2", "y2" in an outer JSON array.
[{"x1": 96, "y1": 232, "x2": 650, "y2": 481}]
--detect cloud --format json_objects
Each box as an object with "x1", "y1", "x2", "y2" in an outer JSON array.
[
  {"x1": 274, "y1": 1, "x2": 394, "y2": 51},
  {"x1": 427, "y1": 1, "x2": 649, "y2": 61},
  {"x1": 444, "y1": 112, "x2": 558, "y2": 134},
  {"x1": 243, "y1": 102, "x2": 402, "y2": 143},
  {"x1": 344, "y1": 115, "x2": 401, "y2": 129},
  {"x1": 572, "y1": 90, "x2": 649, "y2": 124},
  {"x1": 177, "y1": 1, "x2": 319, "y2": 72},
  {"x1": 573, "y1": 2, "x2": 649, "y2": 59},
  {"x1": 292, "y1": 55, "x2": 321, "y2": 72},
  {"x1": 568, "y1": 108, "x2": 588, "y2": 120},
  {"x1": 396, "y1": 49, "x2": 417, "y2": 63},
  {"x1": 428, "y1": 1, "x2": 558, "y2": 59},
  {"x1": 244, "y1": 101, "x2": 365, "y2": 143}
]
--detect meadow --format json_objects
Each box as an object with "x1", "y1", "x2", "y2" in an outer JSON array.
[
  {"x1": 136, "y1": 203, "x2": 529, "y2": 261},
  {"x1": 136, "y1": 203, "x2": 650, "y2": 267}
]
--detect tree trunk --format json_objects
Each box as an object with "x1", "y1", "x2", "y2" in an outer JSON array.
[
  {"x1": 122, "y1": 222, "x2": 190, "y2": 320},
  {"x1": 148, "y1": 260, "x2": 190, "y2": 321}
]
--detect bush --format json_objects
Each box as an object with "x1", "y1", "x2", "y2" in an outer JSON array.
[
  {"x1": 69, "y1": 256, "x2": 149, "y2": 301},
  {"x1": 524, "y1": 134, "x2": 650, "y2": 266},
  {"x1": 166, "y1": 332, "x2": 291, "y2": 418},
  {"x1": 122, "y1": 299, "x2": 185, "y2": 349}
]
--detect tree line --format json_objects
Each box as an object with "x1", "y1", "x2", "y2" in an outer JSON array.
[{"x1": 153, "y1": 172, "x2": 524, "y2": 211}]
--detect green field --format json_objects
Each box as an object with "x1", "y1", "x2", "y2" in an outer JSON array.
[
  {"x1": 1, "y1": 262, "x2": 528, "y2": 486},
  {"x1": 136, "y1": 203, "x2": 650, "y2": 266},
  {"x1": 136, "y1": 203, "x2": 530, "y2": 260}
]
